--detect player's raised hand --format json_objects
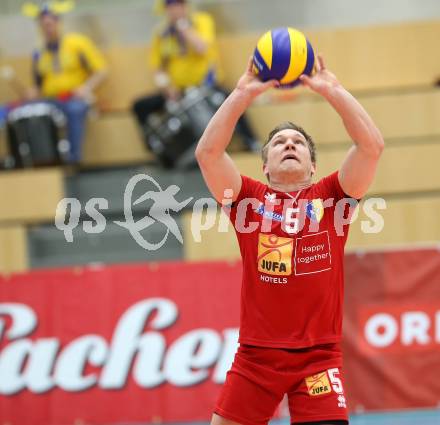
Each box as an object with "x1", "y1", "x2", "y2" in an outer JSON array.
[
  {"x1": 299, "y1": 55, "x2": 341, "y2": 97},
  {"x1": 235, "y1": 56, "x2": 279, "y2": 101}
]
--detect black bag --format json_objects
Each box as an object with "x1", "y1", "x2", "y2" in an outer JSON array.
[
  {"x1": 6, "y1": 102, "x2": 67, "y2": 168},
  {"x1": 145, "y1": 87, "x2": 225, "y2": 168}
]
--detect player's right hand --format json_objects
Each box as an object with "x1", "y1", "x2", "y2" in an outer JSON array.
[{"x1": 235, "y1": 56, "x2": 279, "y2": 102}]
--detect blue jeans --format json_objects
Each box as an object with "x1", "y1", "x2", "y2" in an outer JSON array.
[{"x1": 50, "y1": 97, "x2": 89, "y2": 163}]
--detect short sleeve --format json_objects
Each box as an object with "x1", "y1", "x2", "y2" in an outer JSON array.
[
  {"x1": 233, "y1": 175, "x2": 261, "y2": 205},
  {"x1": 75, "y1": 34, "x2": 107, "y2": 72},
  {"x1": 193, "y1": 13, "x2": 215, "y2": 46},
  {"x1": 317, "y1": 171, "x2": 353, "y2": 202},
  {"x1": 225, "y1": 175, "x2": 263, "y2": 232},
  {"x1": 149, "y1": 32, "x2": 162, "y2": 71},
  {"x1": 235, "y1": 175, "x2": 250, "y2": 203},
  {"x1": 319, "y1": 171, "x2": 359, "y2": 239}
]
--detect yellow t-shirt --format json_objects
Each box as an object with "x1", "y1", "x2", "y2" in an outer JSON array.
[
  {"x1": 149, "y1": 11, "x2": 221, "y2": 89},
  {"x1": 33, "y1": 33, "x2": 107, "y2": 97}
]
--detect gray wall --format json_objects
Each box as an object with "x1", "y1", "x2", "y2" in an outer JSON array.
[{"x1": 1, "y1": 0, "x2": 440, "y2": 57}]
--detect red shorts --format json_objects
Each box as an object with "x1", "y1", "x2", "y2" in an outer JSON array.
[{"x1": 214, "y1": 343, "x2": 349, "y2": 425}]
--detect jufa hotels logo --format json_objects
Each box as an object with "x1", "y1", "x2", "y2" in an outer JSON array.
[
  {"x1": 305, "y1": 371, "x2": 332, "y2": 396},
  {"x1": 257, "y1": 234, "x2": 293, "y2": 276}
]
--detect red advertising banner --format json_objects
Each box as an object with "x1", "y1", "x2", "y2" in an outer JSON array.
[
  {"x1": 0, "y1": 261, "x2": 242, "y2": 425},
  {"x1": 0, "y1": 247, "x2": 439, "y2": 425},
  {"x1": 343, "y1": 247, "x2": 440, "y2": 411}
]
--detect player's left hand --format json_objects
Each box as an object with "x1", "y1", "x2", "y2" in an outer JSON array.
[{"x1": 299, "y1": 55, "x2": 341, "y2": 97}]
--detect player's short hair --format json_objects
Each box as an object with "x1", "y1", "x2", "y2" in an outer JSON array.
[{"x1": 261, "y1": 121, "x2": 316, "y2": 165}]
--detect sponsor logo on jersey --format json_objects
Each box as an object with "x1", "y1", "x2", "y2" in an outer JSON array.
[
  {"x1": 305, "y1": 371, "x2": 332, "y2": 396},
  {"x1": 254, "y1": 203, "x2": 284, "y2": 222},
  {"x1": 257, "y1": 233, "x2": 293, "y2": 276},
  {"x1": 294, "y1": 231, "x2": 332, "y2": 275},
  {"x1": 337, "y1": 395, "x2": 347, "y2": 408},
  {"x1": 306, "y1": 199, "x2": 324, "y2": 223},
  {"x1": 264, "y1": 193, "x2": 277, "y2": 203}
]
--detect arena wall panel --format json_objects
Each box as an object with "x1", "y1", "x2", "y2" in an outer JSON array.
[
  {"x1": 85, "y1": 89, "x2": 440, "y2": 167},
  {"x1": 96, "y1": 45, "x2": 155, "y2": 112},
  {"x1": 0, "y1": 225, "x2": 28, "y2": 273},
  {"x1": 0, "y1": 56, "x2": 33, "y2": 104},
  {"x1": 218, "y1": 21, "x2": 440, "y2": 92},
  {"x1": 182, "y1": 210, "x2": 239, "y2": 261},
  {"x1": 83, "y1": 113, "x2": 153, "y2": 166},
  {"x1": 247, "y1": 89, "x2": 440, "y2": 145},
  {"x1": 2, "y1": 21, "x2": 440, "y2": 108},
  {"x1": 0, "y1": 168, "x2": 64, "y2": 224},
  {"x1": 347, "y1": 196, "x2": 440, "y2": 249},
  {"x1": 232, "y1": 143, "x2": 440, "y2": 196},
  {"x1": 314, "y1": 143, "x2": 440, "y2": 195},
  {"x1": 3, "y1": 89, "x2": 439, "y2": 168}
]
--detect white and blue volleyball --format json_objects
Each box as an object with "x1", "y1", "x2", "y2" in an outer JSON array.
[{"x1": 252, "y1": 27, "x2": 315, "y2": 88}]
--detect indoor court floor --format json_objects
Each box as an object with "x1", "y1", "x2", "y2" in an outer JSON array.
[
  {"x1": 175, "y1": 409, "x2": 440, "y2": 425},
  {"x1": 271, "y1": 409, "x2": 440, "y2": 425}
]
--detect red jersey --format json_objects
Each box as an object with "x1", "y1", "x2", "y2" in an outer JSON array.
[{"x1": 228, "y1": 171, "x2": 355, "y2": 349}]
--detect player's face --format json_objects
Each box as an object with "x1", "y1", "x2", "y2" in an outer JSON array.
[
  {"x1": 263, "y1": 129, "x2": 315, "y2": 179},
  {"x1": 165, "y1": 3, "x2": 188, "y2": 23},
  {"x1": 39, "y1": 14, "x2": 60, "y2": 42}
]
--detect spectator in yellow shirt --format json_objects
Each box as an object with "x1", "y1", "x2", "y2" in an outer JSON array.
[
  {"x1": 29, "y1": 5, "x2": 107, "y2": 163},
  {"x1": 132, "y1": 0, "x2": 258, "y2": 153}
]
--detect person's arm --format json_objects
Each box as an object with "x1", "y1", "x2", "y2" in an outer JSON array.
[
  {"x1": 73, "y1": 35, "x2": 108, "y2": 102},
  {"x1": 27, "y1": 51, "x2": 43, "y2": 100},
  {"x1": 175, "y1": 18, "x2": 208, "y2": 54},
  {"x1": 149, "y1": 32, "x2": 180, "y2": 100},
  {"x1": 74, "y1": 69, "x2": 108, "y2": 101},
  {"x1": 175, "y1": 13, "x2": 215, "y2": 55},
  {"x1": 300, "y1": 56, "x2": 384, "y2": 199},
  {"x1": 195, "y1": 58, "x2": 278, "y2": 202},
  {"x1": 153, "y1": 70, "x2": 180, "y2": 100}
]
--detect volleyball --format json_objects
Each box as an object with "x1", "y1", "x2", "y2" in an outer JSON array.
[{"x1": 252, "y1": 27, "x2": 315, "y2": 88}]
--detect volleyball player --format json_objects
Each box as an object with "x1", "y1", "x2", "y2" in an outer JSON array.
[{"x1": 195, "y1": 55, "x2": 384, "y2": 425}]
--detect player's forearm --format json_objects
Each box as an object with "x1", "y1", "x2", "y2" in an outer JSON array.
[
  {"x1": 324, "y1": 85, "x2": 384, "y2": 157},
  {"x1": 195, "y1": 88, "x2": 251, "y2": 160}
]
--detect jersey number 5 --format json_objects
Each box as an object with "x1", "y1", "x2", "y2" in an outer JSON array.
[
  {"x1": 328, "y1": 368, "x2": 344, "y2": 394},
  {"x1": 285, "y1": 207, "x2": 300, "y2": 234}
]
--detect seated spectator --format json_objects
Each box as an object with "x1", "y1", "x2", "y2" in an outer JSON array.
[
  {"x1": 132, "y1": 0, "x2": 259, "y2": 152},
  {"x1": 26, "y1": 3, "x2": 107, "y2": 164}
]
